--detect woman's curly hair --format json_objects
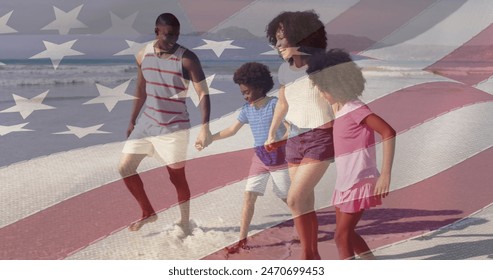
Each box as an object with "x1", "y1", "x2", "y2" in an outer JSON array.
[{"x1": 266, "y1": 10, "x2": 327, "y2": 60}]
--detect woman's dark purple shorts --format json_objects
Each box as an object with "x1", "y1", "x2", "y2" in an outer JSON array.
[{"x1": 286, "y1": 126, "x2": 334, "y2": 164}]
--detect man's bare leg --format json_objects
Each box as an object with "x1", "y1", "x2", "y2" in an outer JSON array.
[
  {"x1": 119, "y1": 153, "x2": 158, "y2": 231},
  {"x1": 167, "y1": 163, "x2": 192, "y2": 236}
]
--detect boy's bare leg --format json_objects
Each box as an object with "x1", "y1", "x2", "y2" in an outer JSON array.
[
  {"x1": 227, "y1": 192, "x2": 258, "y2": 254},
  {"x1": 239, "y1": 191, "x2": 259, "y2": 241}
]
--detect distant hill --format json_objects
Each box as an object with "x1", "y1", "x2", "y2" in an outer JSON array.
[{"x1": 185, "y1": 27, "x2": 260, "y2": 40}]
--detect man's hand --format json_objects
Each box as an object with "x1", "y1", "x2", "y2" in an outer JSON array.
[{"x1": 195, "y1": 126, "x2": 212, "y2": 151}]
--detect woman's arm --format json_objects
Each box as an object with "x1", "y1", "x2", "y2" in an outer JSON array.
[
  {"x1": 363, "y1": 114, "x2": 396, "y2": 198},
  {"x1": 265, "y1": 85, "x2": 288, "y2": 150}
]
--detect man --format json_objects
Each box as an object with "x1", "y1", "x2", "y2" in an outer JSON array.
[{"x1": 118, "y1": 13, "x2": 211, "y2": 233}]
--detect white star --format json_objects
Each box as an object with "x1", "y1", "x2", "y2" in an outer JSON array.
[
  {"x1": 193, "y1": 39, "x2": 244, "y2": 57},
  {"x1": 102, "y1": 12, "x2": 139, "y2": 36},
  {"x1": 30, "y1": 40, "x2": 84, "y2": 70},
  {"x1": 41, "y1": 5, "x2": 87, "y2": 35},
  {"x1": 113, "y1": 40, "x2": 152, "y2": 59},
  {"x1": 184, "y1": 74, "x2": 225, "y2": 106},
  {"x1": 0, "y1": 123, "x2": 33, "y2": 136},
  {"x1": 0, "y1": 10, "x2": 17, "y2": 34},
  {"x1": 0, "y1": 91, "x2": 55, "y2": 119},
  {"x1": 261, "y1": 45, "x2": 279, "y2": 55},
  {"x1": 84, "y1": 80, "x2": 135, "y2": 111},
  {"x1": 53, "y1": 124, "x2": 110, "y2": 139}
]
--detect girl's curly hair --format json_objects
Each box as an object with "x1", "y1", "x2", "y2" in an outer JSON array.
[{"x1": 307, "y1": 49, "x2": 365, "y2": 102}]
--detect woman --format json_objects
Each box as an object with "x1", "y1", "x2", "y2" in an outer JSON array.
[{"x1": 265, "y1": 10, "x2": 334, "y2": 259}]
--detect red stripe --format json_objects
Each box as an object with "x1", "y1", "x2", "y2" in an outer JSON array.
[
  {"x1": 143, "y1": 112, "x2": 190, "y2": 126},
  {"x1": 0, "y1": 81, "x2": 489, "y2": 259},
  {"x1": 142, "y1": 67, "x2": 182, "y2": 77},
  {"x1": 179, "y1": 0, "x2": 255, "y2": 32},
  {"x1": 146, "y1": 93, "x2": 186, "y2": 103},
  {"x1": 326, "y1": 0, "x2": 438, "y2": 53},
  {"x1": 425, "y1": 23, "x2": 493, "y2": 86},
  {"x1": 147, "y1": 81, "x2": 187, "y2": 91},
  {"x1": 203, "y1": 146, "x2": 493, "y2": 260},
  {"x1": 145, "y1": 105, "x2": 183, "y2": 115},
  {"x1": 366, "y1": 82, "x2": 493, "y2": 134},
  {"x1": 0, "y1": 148, "x2": 254, "y2": 259}
]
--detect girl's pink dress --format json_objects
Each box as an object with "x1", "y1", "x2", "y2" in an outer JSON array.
[{"x1": 331, "y1": 99, "x2": 382, "y2": 213}]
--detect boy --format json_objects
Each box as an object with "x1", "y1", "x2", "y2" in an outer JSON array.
[{"x1": 211, "y1": 62, "x2": 290, "y2": 253}]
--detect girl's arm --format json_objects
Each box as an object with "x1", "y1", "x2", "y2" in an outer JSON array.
[
  {"x1": 362, "y1": 114, "x2": 396, "y2": 198},
  {"x1": 265, "y1": 85, "x2": 289, "y2": 151},
  {"x1": 212, "y1": 121, "x2": 244, "y2": 142}
]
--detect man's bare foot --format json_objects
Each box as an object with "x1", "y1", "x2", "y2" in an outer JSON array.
[
  {"x1": 225, "y1": 239, "x2": 249, "y2": 254},
  {"x1": 129, "y1": 214, "x2": 158, "y2": 231},
  {"x1": 174, "y1": 220, "x2": 192, "y2": 236}
]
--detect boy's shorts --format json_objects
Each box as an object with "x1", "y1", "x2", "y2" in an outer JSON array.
[
  {"x1": 122, "y1": 124, "x2": 190, "y2": 165},
  {"x1": 245, "y1": 154, "x2": 290, "y2": 199},
  {"x1": 286, "y1": 126, "x2": 334, "y2": 164}
]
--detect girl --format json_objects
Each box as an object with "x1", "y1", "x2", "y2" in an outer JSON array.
[
  {"x1": 307, "y1": 49, "x2": 396, "y2": 259},
  {"x1": 265, "y1": 10, "x2": 334, "y2": 259}
]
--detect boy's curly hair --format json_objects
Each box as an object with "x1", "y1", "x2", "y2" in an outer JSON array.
[
  {"x1": 233, "y1": 62, "x2": 274, "y2": 95},
  {"x1": 266, "y1": 10, "x2": 327, "y2": 59},
  {"x1": 307, "y1": 49, "x2": 365, "y2": 102}
]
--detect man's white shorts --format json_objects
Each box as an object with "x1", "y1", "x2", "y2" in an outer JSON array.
[{"x1": 122, "y1": 125, "x2": 190, "y2": 165}]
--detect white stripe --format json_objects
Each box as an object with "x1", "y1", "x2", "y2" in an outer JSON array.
[
  {"x1": 208, "y1": 0, "x2": 361, "y2": 37},
  {"x1": 68, "y1": 102, "x2": 493, "y2": 259},
  {"x1": 361, "y1": 0, "x2": 493, "y2": 68},
  {"x1": 357, "y1": 59, "x2": 457, "y2": 103},
  {"x1": 0, "y1": 65, "x2": 469, "y2": 228},
  {"x1": 0, "y1": 111, "x2": 252, "y2": 228},
  {"x1": 475, "y1": 75, "x2": 493, "y2": 96}
]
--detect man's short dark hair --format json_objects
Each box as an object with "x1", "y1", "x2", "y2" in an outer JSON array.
[{"x1": 156, "y1": 13, "x2": 180, "y2": 27}]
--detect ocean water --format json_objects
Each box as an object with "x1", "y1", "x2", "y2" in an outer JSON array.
[{"x1": 0, "y1": 57, "x2": 474, "y2": 167}]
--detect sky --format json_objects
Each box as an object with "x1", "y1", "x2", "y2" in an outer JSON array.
[{"x1": 1, "y1": 0, "x2": 469, "y2": 60}]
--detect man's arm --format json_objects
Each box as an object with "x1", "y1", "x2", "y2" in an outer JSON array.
[
  {"x1": 182, "y1": 49, "x2": 212, "y2": 150},
  {"x1": 127, "y1": 48, "x2": 147, "y2": 137}
]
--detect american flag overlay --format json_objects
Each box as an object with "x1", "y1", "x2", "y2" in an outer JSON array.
[{"x1": 0, "y1": 0, "x2": 492, "y2": 260}]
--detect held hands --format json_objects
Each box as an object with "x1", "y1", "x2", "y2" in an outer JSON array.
[
  {"x1": 195, "y1": 126, "x2": 212, "y2": 151},
  {"x1": 374, "y1": 173, "x2": 391, "y2": 198},
  {"x1": 264, "y1": 135, "x2": 276, "y2": 152},
  {"x1": 264, "y1": 135, "x2": 287, "y2": 152}
]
